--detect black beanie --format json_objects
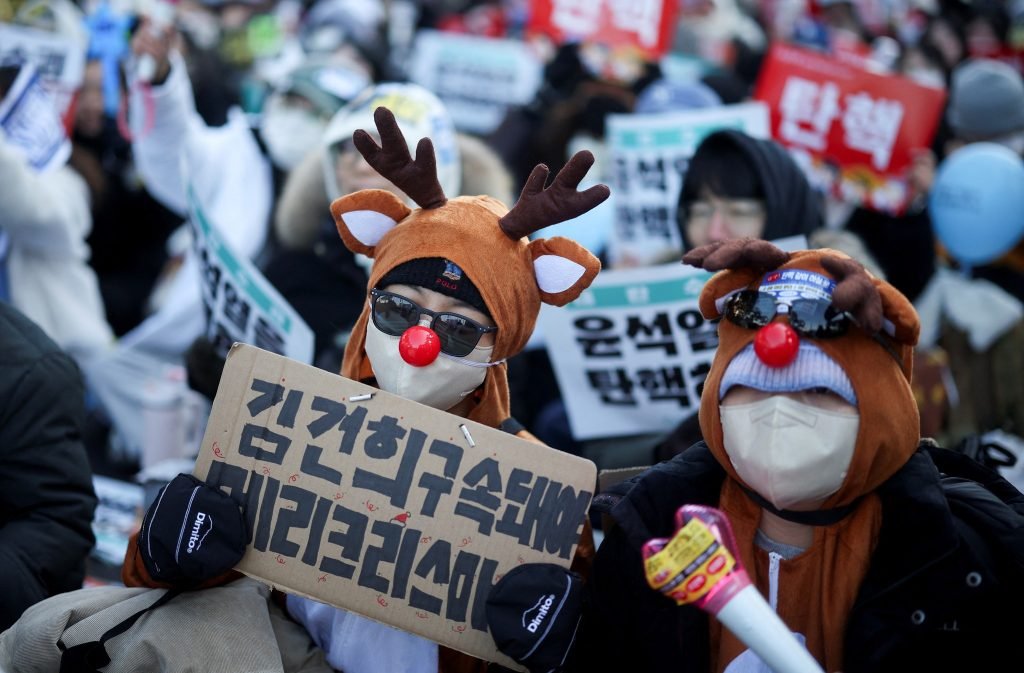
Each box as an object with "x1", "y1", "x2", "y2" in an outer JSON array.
[{"x1": 377, "y1": 257, "x2": 491, "y2": 317}]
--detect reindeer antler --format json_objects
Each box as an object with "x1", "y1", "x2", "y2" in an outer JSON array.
[
  {"x1": 499, "y1": 151, "x2": 611, "y2": 241},
  {"x1": 352, "y1": 107, "x2": 447, "y2": 209},
  {"x1": 820, "y1": 255, "x2": 884, "y2": 333},
  {"x1": 682, "y1": 238, "x2": 790, "y2": 273}
]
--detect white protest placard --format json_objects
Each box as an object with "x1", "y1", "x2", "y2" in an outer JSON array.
[
  {"x1": 187, "y1": 186, "x2": 315, "y2": 364},
  {"x1": 606, "y1": 102, "x2": 770, "y2": 267},
  {"x1": 407, "y1": 29, "x2": 543, "y2": 135},
  {"x1": 0, "y1": 22, "x2": 85, "y2": 116},
  {"x1": 540, "y1": 262, "x2": 715, "y2": 439},
  {"x1": 193, "y1": 344, "x2": 596, "y2": 668},
  {"x1": 540, "y1": 235, "x2": 808, "y2": 440},
  {"x1": 0, "y1": 62, "x2": 70, "y2": 172}
]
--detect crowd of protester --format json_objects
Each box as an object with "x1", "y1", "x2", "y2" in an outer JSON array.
[{"x1": 3, "y1": 0, "x2": 1024, "y2": 668}]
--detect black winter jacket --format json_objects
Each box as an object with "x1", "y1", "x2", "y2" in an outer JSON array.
[
  {"x1": 575, "y1": 442, "x2": 1024, "y2": 673},
  {"x1": 0, "y1": 303, "x2": 97, "y2": 630}
]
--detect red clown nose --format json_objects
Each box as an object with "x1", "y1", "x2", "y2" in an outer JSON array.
[
  {"x1": 399, "y1": 326, "x2": 441, "y2": 366},
  {"x1": 753, "y1": 322, "x2": 799, "y2": 368}
]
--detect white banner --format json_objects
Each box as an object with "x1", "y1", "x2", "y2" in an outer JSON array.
[
  {"x1": 606, "y1": 102, "x2": 770, "y2": 267},
  {"x1": 408, "y1": 30, "x2": 543, "y2": 135},
  {"x1": 0, "y1": 22, "x2": 85, "y2": 116},
  {"x1": 540, "y1": 261, "x2": 715, "y2": 440},
  {"x1": 187, "y1": 185, "x2": 315, "y2": 364},
  {"x1": 542, "y1": 235, "x2": 807, "y2": 440},
  {"x1": 0, "y1": 62, "x2": 70, "y2": 172}
]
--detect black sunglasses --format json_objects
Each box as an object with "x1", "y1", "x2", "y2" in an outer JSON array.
[
  {"x1": 723, "y1": 290, "x2": 851, "y2": 339},
  {"x1": 369, "y1": 288, "x2": 497, "y2": 357}
]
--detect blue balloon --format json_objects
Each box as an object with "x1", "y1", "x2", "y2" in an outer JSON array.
[{"x1": 929, "y1": 142, "x2": 1024, "y2": 265}]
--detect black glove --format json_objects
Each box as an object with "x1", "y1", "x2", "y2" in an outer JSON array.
[
  {"x1": 138, "y1": 473, "x2": 246, "y2": 584},
  {"x1": 486, "y1": 563, "x2": 584, "y2": 673}
]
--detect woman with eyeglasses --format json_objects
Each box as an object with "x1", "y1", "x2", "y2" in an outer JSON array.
[{"x1": 678, "y1": 129, "x2": 822, "y2": 250}]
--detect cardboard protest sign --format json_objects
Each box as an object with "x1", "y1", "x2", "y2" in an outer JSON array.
[
  {"x1": 754, "y1": 43, "x2": 946, "y2": 214},
  {"x1": 193, "y1": 344, "x2": 597, "y2": 668},
  {"x1": 0, "y1": 62, "x2": 70, "y2": 172},
  {"x1": 408, "y1": 29, "x2": 543, "y2": 135},
  {"x1": 527, "y1": 0, "x2": 678, "y2": 59},
  {"x1": 0, "y1": 22, "x2": 85, "y2": 119},
  {"x1": 187, "y1": 186, "x2": 315, "y2": 364},
  {"x1": 606, "y1": 102, "x2": 770, "y2": 267}
]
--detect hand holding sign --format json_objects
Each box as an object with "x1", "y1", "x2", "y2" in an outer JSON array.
[{"x1": 185, "y1": 344, "x2": 596, "y2": 667}]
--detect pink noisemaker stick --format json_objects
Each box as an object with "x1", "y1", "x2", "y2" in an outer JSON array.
[{"x1": 642, "y1": 505, "x2": 825, "y2": 673}]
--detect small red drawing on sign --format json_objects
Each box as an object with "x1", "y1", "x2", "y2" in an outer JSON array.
[
  {"x1": 334, "y1": 492, "x2": 344, "y2": 501},
  {"x1": 289, "y1": 474, "x2": 298, "y2": 483},
  {"x1": 451, "y1": 625, "x2": 466, "y2": 634},
  {"x1": 364, "y1": 501, "x2": 378, "y2": 512},
  {"x1": 262, "y1": 467, "x2": 270, "y2": 476},
  {"x1": 390, "y1": 511, "x2": 411, "y2": 527},
  {"x1": 377, "y1": 596, "x2": 388, "y2": 608},
  {"x1": 212, "y1": 442, "x2": 223, "y2": 458},
  {"x1": 276, "y1": 555, "x2": 286, "y2": 565},
  {"x1": 517, "y1": 556, "x2": 525, "y2": 565},
  {"x1": 317, "y1": 574, "x2": 327, "y2": 584},
  {"x1": 416, "y1": 612, "x2": 428, "y2": 620},
  {"x1": 458, "y1": 537, "x2": 472, "y2": 548},
  {"x1": 420, "y1": 536, "x2": 432, "y2": 544}
]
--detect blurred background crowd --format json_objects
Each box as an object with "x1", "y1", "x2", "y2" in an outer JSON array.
[{"x1": 3, "y1": 0, "x2": 1024, "y2": 607}]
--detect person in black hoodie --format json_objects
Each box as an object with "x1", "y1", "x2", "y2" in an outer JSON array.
[
  {"x1": 0, "y1": 302, "x2": 97, "y2": 630},
  {"x1": 677, "y1": 129, "x2": 822, "y2": 250}
]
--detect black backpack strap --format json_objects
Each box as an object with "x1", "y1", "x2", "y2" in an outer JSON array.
[{"x1": 58, "y1": 588, "x2": 181, "y2": 673}]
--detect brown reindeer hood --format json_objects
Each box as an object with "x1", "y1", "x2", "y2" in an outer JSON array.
[
  {"x1": 332, "y1": 108, "x2": 608, "y2": 428},
  {"x1": 684, "y1": 238, "x2": 921, "y2": 507},
  {"x1": 684, "y1": 239, "x2": 923, "y2": 671}
]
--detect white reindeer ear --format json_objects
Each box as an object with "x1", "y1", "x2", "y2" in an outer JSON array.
[
  {"x1": 528, "y1": 237, "x2": 601, "y2": 306},
  {"x1": 331, "y1": 189, "x2": 412, "y2": 258},
  {"x1": 535, "y1": 255, "x2": 586, "y2": 293}
]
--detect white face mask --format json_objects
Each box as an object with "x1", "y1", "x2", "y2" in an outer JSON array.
[
  {"x1": 260, "y1": 97, "x2": 327, "y2": 171},
  {"x1": 720, "y1": 396, "x2": 860, "y2": 511},
  {"x1": 363, "y1": 318, "x2": 498, "y2": 411}
]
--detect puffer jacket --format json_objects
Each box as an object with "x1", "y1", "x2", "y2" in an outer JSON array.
[{"x1": 575, "y1": 441, "x2": 1024, "y2": 673}]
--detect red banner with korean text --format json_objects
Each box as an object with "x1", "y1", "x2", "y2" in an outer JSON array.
[
  {"x1": 527, "y1": 0, "x2": 678, "y2": 59},
  {"x1": 754, "y1": 43, "x2": 947, "y2": 214}
]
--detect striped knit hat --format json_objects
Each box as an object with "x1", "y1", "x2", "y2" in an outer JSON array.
[{"x1": 719, "y1": 341, "x2": 857, "y2": 407}]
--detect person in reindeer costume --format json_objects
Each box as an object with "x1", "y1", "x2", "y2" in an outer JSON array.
[
  {"x1": 117, "y1": 107, "x2": 609, "y2": 673},
  {"x1": 562, "y1": 238, "x2": 1024, "y2": 673}
]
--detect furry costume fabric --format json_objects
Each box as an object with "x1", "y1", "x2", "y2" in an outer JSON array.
[{"x1": 684, "y1": 238, "x2": 920, "y2": 671}]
